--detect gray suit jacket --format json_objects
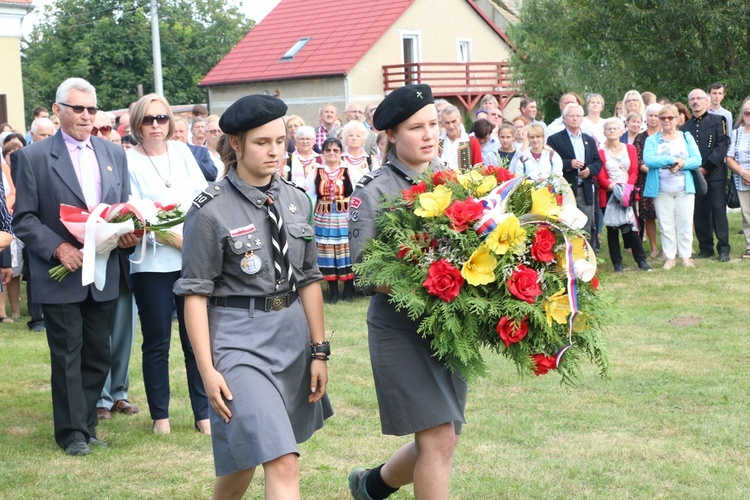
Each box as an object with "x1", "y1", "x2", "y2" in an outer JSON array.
[{"x1": 12, "y1": 131, "x2": 131, "y2": 304}]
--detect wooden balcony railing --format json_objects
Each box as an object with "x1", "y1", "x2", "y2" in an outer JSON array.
[{"x1": 383, "y1": 62, "x2": 520, "y2": 111}]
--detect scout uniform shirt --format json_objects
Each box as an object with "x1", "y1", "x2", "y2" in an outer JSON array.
[{"x1": 174, "y1": 167, "x2": 322, "y2": 298}]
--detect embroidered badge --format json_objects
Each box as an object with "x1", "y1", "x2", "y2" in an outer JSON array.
[
  {"x1": 349, "y1": 211, "x2": 360, "y2": 222},
  {"x1": 254, "y1": 238, "x2": 262, "y2": 247},
  {"x1": 230, "y1": 223, "x2": 256, "y2": 238},
  {"x1": 241, "y1": 252, "x2": 262, "y2": 275},
  {"x1": 416, "y1": 91, "x2": 423, "y2": 99},
  {"x1": 350, "y1": 197, "x2": 362, "y2": 209},
  {"x1": 288, "y1": 204, "x2": 297, "y2": 214}
]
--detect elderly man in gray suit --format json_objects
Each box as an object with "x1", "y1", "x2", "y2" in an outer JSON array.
[{"x1": 12, "y1": 78, "x2": 140, "y2": 456}]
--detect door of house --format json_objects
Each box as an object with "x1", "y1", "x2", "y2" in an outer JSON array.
[{"x1": 401, "y1": 33, "x2": 420, "y2": 85}]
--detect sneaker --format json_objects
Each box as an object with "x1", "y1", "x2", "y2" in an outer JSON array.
[
  {"x1": 681, "y1": 258, "x2": 694, "y2": 267},
  {"x1": 638, "y1": 261, "x2": 653, "y2": 272},
  {"x1": 663, "y1": 259, "x2": 676, "y2": 270},
  {"x1": 349, "y1": 468, "x2": 373, "y2": 500}
]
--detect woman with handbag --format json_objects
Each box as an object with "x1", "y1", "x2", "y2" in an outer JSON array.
[
  {"x1": 597, "y1": 118, "x2": 651, "y2": 272},
  {"x1": 725, "y1": 100, "x2": 750, "y2": 259},
  {"x1": 643, "y1": 104, "x2": 703, "y2": 269}
]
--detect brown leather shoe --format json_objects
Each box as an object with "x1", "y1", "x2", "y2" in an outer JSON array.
[
  {"x1": 97, "y1": 407, "x2": 112, "y2": 420},
  {"x1": 112, "y1": 399, "x2": 139, "y2": 415}
]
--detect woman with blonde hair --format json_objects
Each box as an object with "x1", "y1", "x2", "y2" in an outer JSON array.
[
  {"x1": 509, "y1": 124, "x2": 562, "y2": 180},
  {"x1": 583, "y1": 94, "x2": 606, "y2": 144},
  {"x1": 285, "y1": 114, "x2": 305, "y2": 154},
  {"x1": 127, "y1": 93, "x2": 210, "y2": 433},
  {"x1": 643, "y1": 104, "x2": 702, "y2": 269}
]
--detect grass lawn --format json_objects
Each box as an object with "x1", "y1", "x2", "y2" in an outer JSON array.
[{"x1": 1, "y1": 213, "x2": 749, "y2": 498}]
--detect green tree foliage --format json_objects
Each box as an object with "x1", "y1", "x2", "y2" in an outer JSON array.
[
  {"x1": 507, "y1": 0, "x2": 750, "y2": 121},
  {"x1": 22, "y1": 0, "x2": 253, "y2": 118}
]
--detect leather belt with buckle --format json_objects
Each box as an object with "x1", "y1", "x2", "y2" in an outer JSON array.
[{"x1": 210, "y1": 291, "x2": 299, "y2": 312}]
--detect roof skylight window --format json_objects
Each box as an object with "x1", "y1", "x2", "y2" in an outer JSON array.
[{"x1": 282, "y1": 37, "x2": 310, "y2": 61}]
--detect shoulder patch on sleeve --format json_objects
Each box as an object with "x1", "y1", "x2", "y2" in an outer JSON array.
[
  {"x1": 192, "y1": 189, "x2": 218, "y2": 208},
  {"x1": 281, "y1": 176, "x2": 307, "y2": 194}
]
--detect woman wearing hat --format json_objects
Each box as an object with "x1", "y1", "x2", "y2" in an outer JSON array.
[
  {"x1": 348, "y1": 84, "x2": 467, "y2": 499},
  {"x1": 175, "y1": 94, "x2": 333, "y2": 498}
]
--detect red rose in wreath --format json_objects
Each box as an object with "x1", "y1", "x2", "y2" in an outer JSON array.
[
  {"x1": 432, "y1": 169, "x2": 458, "y2": 186},
  {"x1": 496, "y1": 316, "x2": 529, "y2": 347},
  {"x1": 531, "y1": 226, "x2": 556, "y2": 263},
  {"x1": 444, "y1": 197, "x2": 485, "y2": 232},
  {"x1": 423, "y1": 258, "x2": 464, "y2": 302},
  {"x1": 506, "y1": 264, "x2": 542, "y2": 304},
  {"x1": 532, "y1": 353, "x2": 557, "y2": 376},
  {"x1": 402, "y1": 180, "x2": 427, "y2": 203}
]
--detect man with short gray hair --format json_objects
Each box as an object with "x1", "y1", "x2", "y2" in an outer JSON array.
[
  {"x1": 13, "y1": 77, "x2": 140, "y2": 456},
  {"x1": 547, "y1": 103, "x2": 602, "y2": 244},
  {"x1": 438, "y1": 105, "x2": 482, "y2": 170}
]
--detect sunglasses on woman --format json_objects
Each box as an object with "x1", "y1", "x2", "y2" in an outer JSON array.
[
  {"x1": 92, "y1": 125, "x2": 112, "y2": 135},
  {"x1": 142, "y1": 114, "x2": 170, "y2": 126}
]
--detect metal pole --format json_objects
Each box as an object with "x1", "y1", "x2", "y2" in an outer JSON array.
[{"x1": 150, "y1": 0, "x2": 163, "y2": 96}]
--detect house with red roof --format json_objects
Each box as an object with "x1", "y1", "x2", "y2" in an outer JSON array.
[
  {"x1": 0, "y1": 0, "x2": 34, "y2": 129},
  {"x1": 200, "y1": 0, "x2": 517, "y2": 124}
]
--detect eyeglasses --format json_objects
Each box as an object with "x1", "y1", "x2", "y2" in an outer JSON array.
[
  {"x1": 142, "y1": 114, "x2": 170, "y2": 126},
  {"x1": 59, "y1": 102, "x2": 99, "y2": 115},
  {"x1": 625, "y1": 98, "x2": 640, "y2": 103},
  {"x1": 324, "y1": 148, "x2": 341, "y2": 153},
  {"x1": 659, "y1": 116, "x2": 676, "y2": 121},
  {"x1": 743, "y1": 111, "x2": 750, "y2": 117},
  {"x1": 92, "y1": 125, "x2": 112, "y2": 136}
]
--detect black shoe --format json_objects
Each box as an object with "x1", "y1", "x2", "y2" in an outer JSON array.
[
  {"x1": 696, "y1": 252, "x2": 714, "y2": 259},
  {"x1": 64, "y1": 439, "x2": 91, "y2": 456},
  {"x1": 719, "y1": 253, "x2": 730, "y2": 262},
  {"x1": 342, "y1": 280, "x2": 355, "y2": 302},
  {"x1": 327, "y1": 282, "x2": 339, "y2": 304},
  {"x1": 613, "y1": 263, "x2": 624, "y2": 272},
  {"x1": 88, "y1": 437, "x2": 109, "y2": 448},
  {"x1": 638, "y1": 261, "x2": 653, "y2": 272}
]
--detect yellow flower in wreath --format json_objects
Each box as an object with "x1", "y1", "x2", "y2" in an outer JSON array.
[
  {"x1": 554, "y1": 236, "x2": 589, "y2": 270},
  {"x1": 485, "y1": 215, "x2": 527, "y2": 255},
  {"x1": 531, "y1": 186, "x2": 562, "y2": 219},
  {"x1": 414, "y1": 184, "x2": 452, "y2": 218},
  {"x1": 458, "y1": 170, "x2": 497, "y2": 196},
  {"x1": 543, "y1": 288, "x2": 571, "y2": 326},
  {"x1": 461, "y1": 245, "x2": 498, "y2": 286}
]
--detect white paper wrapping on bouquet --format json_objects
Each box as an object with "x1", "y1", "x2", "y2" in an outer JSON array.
[
  {"x1": 61, "y1": 204, "x2": 135, "y2": 290},
  {"x1": 558, "y1": 204, "x2": 588, "y2": 230}
]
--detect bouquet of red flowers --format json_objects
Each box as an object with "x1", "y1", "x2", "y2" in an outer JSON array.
[
  {"x1": 354, "y1": 164, "x2": 611, "y2": 384},
  {"x1": 50, "y1": 198, "x2": 187, "y2": 286}
]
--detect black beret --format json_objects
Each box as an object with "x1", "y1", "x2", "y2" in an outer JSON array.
[
  {"x1": 219, "y1": 94, "x2": 288, "y2": 134},
  {"x1": 373, "y1": 84, "x2": 434, "y2": 130}
]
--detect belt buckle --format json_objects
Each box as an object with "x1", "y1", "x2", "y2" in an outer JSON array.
[{"x1": 270, "y1": 295, "x2": 285, "y2": 311}]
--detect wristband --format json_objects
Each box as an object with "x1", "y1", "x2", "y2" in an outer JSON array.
[{"x1": 310, "y1": 340, "x2": 330, "y2": 357}]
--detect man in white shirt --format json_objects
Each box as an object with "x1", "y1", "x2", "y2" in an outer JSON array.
[
  {"x1": 707, "y1": 82, "x2": 733, "y2": 129},
  {"x1": 438, "y1": 105, "x2": 482, "y2": 170},
  {"x1": 546, "y1": 93, "x2": 583, "y2": 136}
]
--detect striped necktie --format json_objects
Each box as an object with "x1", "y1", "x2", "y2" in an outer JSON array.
[{"x1": 266, "y1": 196, "x2": 295, "y2": 291}]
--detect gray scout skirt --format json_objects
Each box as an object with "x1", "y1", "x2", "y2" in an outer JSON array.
[
  {"x1": 208, "y1": 298, "x2": 333, "y2": 476},
  {"x1": 367, "y1": 293, "x2": 467, "y2": 436}
]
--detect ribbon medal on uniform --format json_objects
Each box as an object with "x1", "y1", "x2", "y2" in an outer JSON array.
[{"x1": 241, "y1": 251, "x2": 262, "y2": 275}]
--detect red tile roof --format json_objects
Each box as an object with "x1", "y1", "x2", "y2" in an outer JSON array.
[
  {"x1": 200, "y1": 0, "x2": 416, "y2": 87},
  {"x1": 0, "y1": 0, "x2": 33, "y2": 4},
  {"x1": 200, "y1": 0, "x2": 512, "y2": 87}
]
